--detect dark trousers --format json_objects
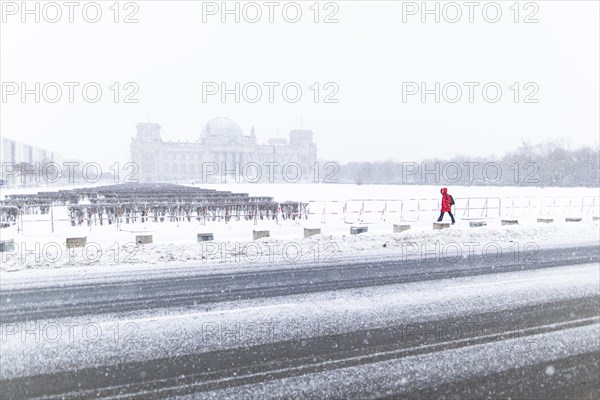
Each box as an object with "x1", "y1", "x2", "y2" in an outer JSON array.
[{"x1": 437, "y1": 211, "x2": 455, "y2": 223}]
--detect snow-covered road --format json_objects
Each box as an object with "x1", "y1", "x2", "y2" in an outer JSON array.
[{"x1": 1, "y1": 244, "x2": 598, "y2": 399}]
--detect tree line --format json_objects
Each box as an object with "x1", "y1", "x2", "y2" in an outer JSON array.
[{"x1": 336, "y1": 142, "x2": 599, "y2": 187}]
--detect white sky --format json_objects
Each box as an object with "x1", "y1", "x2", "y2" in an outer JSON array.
[{"x1": 1, "y1": 0, "x2": 599, "y2": 167}]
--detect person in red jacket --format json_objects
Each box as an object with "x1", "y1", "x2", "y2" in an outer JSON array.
[{"x1": 437, "y1": 187, "x2": 455, "y2": 224}]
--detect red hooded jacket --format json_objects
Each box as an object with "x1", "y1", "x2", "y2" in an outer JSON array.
[{"x1": 440, "y1": 188, "x2": 452, "y2": 212}]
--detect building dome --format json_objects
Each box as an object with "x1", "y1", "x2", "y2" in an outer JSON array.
[{"x1": 201, "y1": 117, "x2": 244, "y2": 136}]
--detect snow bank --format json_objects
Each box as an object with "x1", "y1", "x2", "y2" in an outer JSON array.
[{"x1": 1, "y1": 219, "x2": 598, "y2": 272}]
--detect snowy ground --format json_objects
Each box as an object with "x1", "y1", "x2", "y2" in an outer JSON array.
[
  {"x1": 189, "y1": 182, "x2": 600, "y2": 204},
  {"x1": 1, "y1": 184, "x2": 598, "y2": 271},
  {"x1": 4, "y1": 182, "x2": 597, "y2": 203},
  {"x1": 1, "y1": 218, "x2": 599, "y2": 272}
]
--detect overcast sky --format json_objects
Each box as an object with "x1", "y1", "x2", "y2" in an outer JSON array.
[{"x1": 1, "y1": 0, "x2": 598, "y2": 167}]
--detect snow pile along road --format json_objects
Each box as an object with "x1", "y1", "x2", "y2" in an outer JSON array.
[{"x1": 1, "y1": 221, "x2": 598, "y2": 271}]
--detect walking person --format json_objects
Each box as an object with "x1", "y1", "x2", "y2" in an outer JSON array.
[{"x1": 437, "y1": 187, "x2": 455, "y2": 224}]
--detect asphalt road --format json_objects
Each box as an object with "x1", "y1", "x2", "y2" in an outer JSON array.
[{"x1": 1, "y1": 244, "x2": 599, "y2": 399}]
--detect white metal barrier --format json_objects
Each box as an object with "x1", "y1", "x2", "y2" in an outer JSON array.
[
  {"x1": 501, "y1": 196, "x2": 600, "y2": 217},
  {"x1": 454, "y1": 197, "x2": 501, "y2": 219},
  {"x1": 308, "y1": 195, "x2": 600, "y2": 223}
]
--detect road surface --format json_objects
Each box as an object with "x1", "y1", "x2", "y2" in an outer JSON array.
[{"x1": 1, "y1": 244, "x2": 599, "y2": 399}]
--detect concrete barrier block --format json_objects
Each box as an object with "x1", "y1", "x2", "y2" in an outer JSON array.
[
  {"x1": 537, "y1": 218, "x2": 553, "y2": 224},
  {"x1": 565, "y1": 217, "x2": 582, "y2": 222},
  {"x1": 253, "y1": 230, "x2": 270, "y2": 240},
  {"x1": 197, "y1": 233, "x2": 214, "y2": 242},
  {"x1": 501, "y1": 219, "x2": 519, "y2": 226},
  {"x1": 135, "y1": 235, "x2": 153, "y2": 245},
  {"x1": 0, "y1": 239, "x2": 15, "y2": 252},
  {"x1": 304, "y1": 228, "x2": 321, "y2": 238},
  {"x1": 350, "y1": 226, "x2": 368, "y2": 235},
  {"x1": 66, "y1": 237, "x2": 87, "y2": 249},
  {"x1": 433, "y1": 222, "x2": 450, "y2": 230},
  {"x1": 469, "y1": 221, "x2": 487, "y2": 228},
  {"x1": 393, "y1": 224, "x2": 410, "y2": 233}
]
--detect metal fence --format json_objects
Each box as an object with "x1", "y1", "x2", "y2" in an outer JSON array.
[
  {"x1": 308, "y1": 196, "x2": 600, "y2": 223},
  {"x1": 3, "y1": 195, "x2": 599, "y2": 233}
]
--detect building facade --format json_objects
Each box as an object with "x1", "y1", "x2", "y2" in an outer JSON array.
[
  {"x1": 1, "y1": 137, "x2": 63, "y2": 186},
  {"x1": 130, "y1": 118, "x2": 318, "y2": 182}
]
